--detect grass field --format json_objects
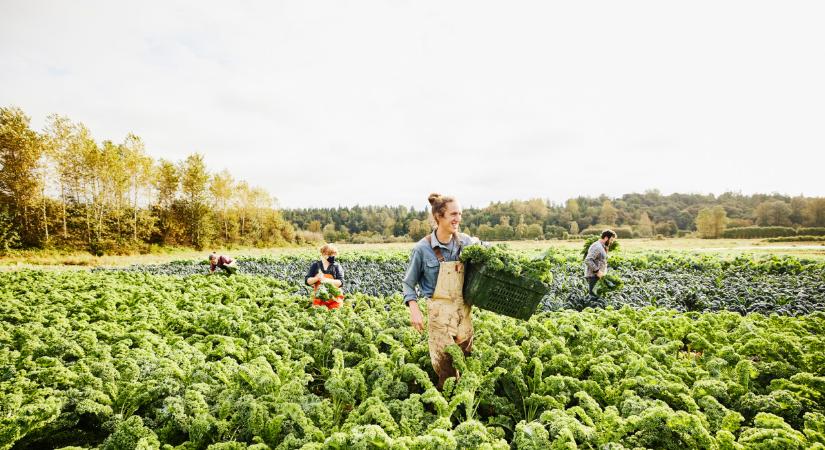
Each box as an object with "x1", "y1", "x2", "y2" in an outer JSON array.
[{"x1": 1, "y1": 238, "x2": 824, "y2": 270}]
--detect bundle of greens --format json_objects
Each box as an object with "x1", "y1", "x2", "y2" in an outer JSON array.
[
  {"x1": 594, "y1": 273, "x2": 624, "y2": 296},
  {"x1": 316, "y1": 282, "x2": 343, "y2": 300},
  {"x1": 581, "y1": 235, "x2": 620, "y2": 259},
  {"x1": 460, "y1": 244, "x2": 554, "y2": 285}
]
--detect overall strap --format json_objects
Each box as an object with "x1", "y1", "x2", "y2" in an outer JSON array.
[{"x1": 424, "y1": 235, "x2": 446, "y2": 262}]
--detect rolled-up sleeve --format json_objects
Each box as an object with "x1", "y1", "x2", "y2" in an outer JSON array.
[{"x1": 402, "y1": 248, "x2": 423, "y2": 304}]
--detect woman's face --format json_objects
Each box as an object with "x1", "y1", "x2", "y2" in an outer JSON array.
[{"x1": 437, "y1": 201, "x2": 462, "y2": 234}]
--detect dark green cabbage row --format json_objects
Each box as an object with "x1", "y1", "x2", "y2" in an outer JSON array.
[{"x1": 96, "y1": 252, "x2": 825, "y2": 316}]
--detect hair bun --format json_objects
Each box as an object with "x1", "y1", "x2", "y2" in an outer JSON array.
[{"x1": 428, "y1": 193, "x2": 442, "y2": 206}]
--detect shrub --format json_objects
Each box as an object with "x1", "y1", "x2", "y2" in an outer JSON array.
[
  {"x1": 765, "y1": 236, "x2": 825, "y2": 243},
  {"x1": 721, "y1": 227, "x2": 796, "y2": 239},
  {"x1": 544, "y1": 225, "x2": 567, "y2": 239},
  {"x1": 797, "y1": 227, "x2": 825, "y2": 236}
]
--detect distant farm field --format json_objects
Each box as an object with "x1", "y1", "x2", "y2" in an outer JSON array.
[{"x1": 1, "y1": 238, "x2": 824, "y2": 270}]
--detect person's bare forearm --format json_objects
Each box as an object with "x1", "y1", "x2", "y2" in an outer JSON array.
[{"x1": 408, "y1": 300, "x2": 424, "y2": 332}]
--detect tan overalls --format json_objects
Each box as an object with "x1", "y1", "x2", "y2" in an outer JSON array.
[{"x1": 426, "y1": 235, "x2": 474, "y2": 389}]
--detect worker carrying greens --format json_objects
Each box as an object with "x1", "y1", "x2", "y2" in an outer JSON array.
[
  {"x1": 402, "y1": 193, "x2": 481, "y2": 389},
  {"x1": 305, "y1": 243, "x2": 345, "y2": 309},
  {"x1": 584, "y1": 229, "x2": 617, "y2": 303}
]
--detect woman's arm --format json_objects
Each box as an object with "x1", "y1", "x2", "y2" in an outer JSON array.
[
  {"x1": 402, "y1": 248, "x2": 423, "y2": 305},
  {"x1": 402, "y1": 247, "x2": 426, "y2": 332},
  {"x1": 305, "y1": 262, "x2": 321, "y2": 285},
  {"x1": 330, "y1": 264, "x2": 344, "y2": 288}
]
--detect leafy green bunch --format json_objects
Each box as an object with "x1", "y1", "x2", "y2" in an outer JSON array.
[
  {"x1": 594, "y1": 273, "x2": 623, "y2": 296},
  {"x1": 581, "y1": 235, "x2": 620, "y2": 259},
  {"x1": 460, "y1": 244, "x2": 554, "y2": 285},
  {"x1": 315, "y1": 283, "x2": 342, "y2": 301}
]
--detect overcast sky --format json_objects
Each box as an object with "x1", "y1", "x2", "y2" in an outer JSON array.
[{"x1": 2, "y1": 1, "x2": 824, "y2": 209}]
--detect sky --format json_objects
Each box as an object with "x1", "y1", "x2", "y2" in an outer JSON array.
[{"x1": 2, "y1": 1, "x2": 824, "y2": 209}]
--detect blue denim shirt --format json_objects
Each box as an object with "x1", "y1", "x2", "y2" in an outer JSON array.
[{"x1": 402, "y1": 231, "x2": 479, "y2": 304}]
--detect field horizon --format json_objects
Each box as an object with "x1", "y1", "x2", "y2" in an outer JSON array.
[{"x1": 2, "y1": 237, "x2": 824, "y2": 271}]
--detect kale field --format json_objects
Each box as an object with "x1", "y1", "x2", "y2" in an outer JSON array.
[
  {"x1": 3, "y1": 249, "x2": 825, "y2": 449},
  {"x1": 102, "y1": 250, "x2": 825, "y2": 316}
]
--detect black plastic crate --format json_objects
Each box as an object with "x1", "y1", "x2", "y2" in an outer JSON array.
[{"x1": 462, "y1": 262, "x2": 549, "y2": 320}]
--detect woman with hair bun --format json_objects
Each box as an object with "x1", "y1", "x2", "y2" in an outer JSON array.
[{"x1": 402, "y1": 193, "x2": 481, "y2": 389}]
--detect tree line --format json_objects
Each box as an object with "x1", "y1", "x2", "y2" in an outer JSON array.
[
  {"x1": 4, "y1": 106, "x2": 825, "y2": 253},
  {"x1": 285, "y1": 193, "x2": 825, "y2": 242},
  {"x1": 0, "y1": 106, "x2": 296, "y2": 253}
]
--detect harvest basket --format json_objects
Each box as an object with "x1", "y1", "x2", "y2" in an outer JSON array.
[{"x1": 462, "y1": 262, "x2": 549, "y2": 320}]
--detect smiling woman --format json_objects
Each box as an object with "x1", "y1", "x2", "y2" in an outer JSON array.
[{"x1": 401, "y1": 192, "x2": 482, "y2": 389}]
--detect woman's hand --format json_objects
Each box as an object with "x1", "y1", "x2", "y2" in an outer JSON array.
[{"x1": 408, "y1": 300, "x2": 424, "y2": 332}]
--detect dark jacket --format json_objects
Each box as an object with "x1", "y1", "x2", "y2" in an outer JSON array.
[{"x1": 305, "y1": 260, "x2": 344, "y2": 287}]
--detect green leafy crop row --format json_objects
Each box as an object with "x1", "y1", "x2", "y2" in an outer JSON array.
[
  {"x1": 2, "y1": 271, "x2": 824, "y2": 449},
  {"x1": 99, "y1": 251, "x2": 825, "y2": 316}
]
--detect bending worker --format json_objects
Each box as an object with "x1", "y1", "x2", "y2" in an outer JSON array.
[
  {"x1": 402, "y1": 193, "x2": 481, "y2": 389},
  {"x1": 209, "y1": 253, "x2": 237, "y2": 275}
]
